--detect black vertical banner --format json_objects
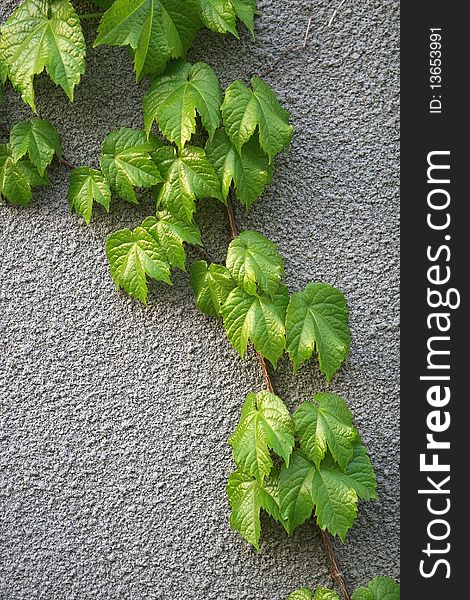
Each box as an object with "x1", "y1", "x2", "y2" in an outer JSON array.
[{"x1": 401, "y1": 2, "x2": 466, "y2": 598}]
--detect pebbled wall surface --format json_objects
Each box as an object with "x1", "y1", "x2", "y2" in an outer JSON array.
[{"x1": 0, "y1": 1, "x2": 400, "y2": 599}]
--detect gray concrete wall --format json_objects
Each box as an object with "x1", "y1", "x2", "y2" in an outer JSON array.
[{"x1": 0, "y1": 1, "x2": 399, "y2": 598}]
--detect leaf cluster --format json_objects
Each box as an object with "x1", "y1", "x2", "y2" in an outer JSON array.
[
  {"x1": 226, "y1": 391, "x2": 377, "y2": 549},
  {"x1": 191, "y1": 230, "x2": 350, "y2": 378},
  {"x1": 287, "y1": 578, "x2": 400, "y2": 600}
]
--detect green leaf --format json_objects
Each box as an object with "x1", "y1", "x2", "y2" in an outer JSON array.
[
  {"x1": 190, "y1": 260, "x2": 236, "y2": 318},
  {"x1": 287, "y1": 589, "x2": 313, "y2": 600},
  {"x1": 221, "y1": 283, "x2": 288, "y2": 367},
  {"x1": 0, "y1": 0, "x2": 86, "y2": 111},
  {"x1": 100, "y1": 128, "x2": 163, "y2": 204},
  {"x1": 232, "y1": 0, "x2": 258, "y2": 34},
  {"x1": 147, "y1": 211, "x2": 202, "y2": 270},
  {"x1": 9, "y1": 119, "x2": 61, "y2": 177},
  {"x1": 68, "y1": 167, "x2": 111, "y2": 224},
  {"x1": 206, "y1": 128, "x2": 273, "y2": 208},
  {"x1": 279, "y1": 450, "x2": 315, "y2": 534},
  {"x1": 229, "y1": 391, "x2": 294, "y2": 482},
  {"x1": 352, "y1": 578, "x2": 400, "y2": 600},
  {"x1": 106, "y1": 222, "x2": 171, "y2": 303},
  {"x1": 0, "y1": 143, "x2": 48, "y2": 206},
  {"x1": 259, "y1": 469, "x2": 285, "y2": 528},
  {"x1": 94, "y1": 0, "x2": 201, "y2": 80},
  {"x1": 153, "y1": 145, "x2": 222, "y2": 223},
  {"x1": 313, "y1": 590, "x2": 341, "y2": 600},
  {"x1": 144, "y1": 60, "x2": 222, "y2": 148},
  {"x1": 226, "y1": 230, "x2": 284, "y2": 298},
  {"x1": 221, "y1": 77, "x2": 293, "y2": 162},
  {"x1": 294, "y1": 393, "x2": 358, "y2": 470},
  {"x1": 285, "y1": 282, "x2": 350, "y2": 380},
  {"x1": 226, "y1": 469, "x2": 262, "y2": 550},
  {"x1": 200, "y1": 0, "x2": 238, "y2": 37},
  {"x1": 344, "y1": 443, "x2": 377, "y2": 502},
  {"x1": 106, "y1": 211, "x2": 199, "y2": 302}
]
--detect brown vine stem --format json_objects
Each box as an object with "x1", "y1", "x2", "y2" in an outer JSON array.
[{"x1": 225, "y1": 189, "x2": 351, "y2": 600}]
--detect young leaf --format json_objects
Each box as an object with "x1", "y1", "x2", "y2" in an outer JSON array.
[
  {"x1": 285, "y1": 282, "x2": 350, "y2": 380},
  {"x1": 153, "y1": 145, "x2": 222, "y2": 222},
  {"x1": 352, "y1": 577, "x2": 400, "y2": 600},
  {"x1": 144, "y1": 60, "x2": 222, "y2": 148},
  {"x1": 312, "y1": 591, "x2": 341, "y2": 600},
  {"x1": 0, "y1": 144, "x2": 49, "y2": 206},
  {"x1": 310, "y1": 447, "x2": 377, "y2": 542},
  {"x1": 100, "y1": 128, "x2": 163, "y2": 204},
  {"x1": 226, "y1": 230, "x2": 284, "y2": 298},
  {"x1": 106, "y1": 212, "x2": 199, "y2": 302},
  {"x1": 0, "y1": 0, "x2": 86, "y2": 111},
  {"x1": 221, "y1": 283, "x2": 288, "y2": 367},
  {"x1": 68, "y1": 167, "x2": 111, "y2": 224},
  {"x1": 9, "y1": 119, "x2": 62, "y2": 176},
  {"x1": 94, "y1": 0, "x2": 201, "y2": 80},
  {"x1": 278, "y1": 450, "x2": 315, "y2": 534},
  {"x1": 287, "y1": 590, "x2": 313, "y2": 600},
  {"x1": 226, "y1": 469, "x2": 262, "y2": 550},
  {"x1": 259, "y1": 468, "x2": 286, "y2": 528},
  {"x1": 294, "y1": 393, "x2": 358, "y2": 470},
  {"x1": 229, "y1": 391, "x2": 294, "y2": 482},
  {"x1": 206, "y1": 128, "x2": 273, "y2": 208},
  {"x1": 232, "y1": 0, "x2": 258, "y2": 35},
  {"x1": 221, "y1": 77, "x2": 293, "y2": 162},
  {"x1": 200, "y1": 0, "x2": 238, "y2": 37},
  {"x1": 190, "y1": 261, "x2": 236, "y2": 318}
]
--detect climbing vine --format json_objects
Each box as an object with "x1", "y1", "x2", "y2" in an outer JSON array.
[{"x1": 0, "y1": 1, "x2": 399, "y2": 599}]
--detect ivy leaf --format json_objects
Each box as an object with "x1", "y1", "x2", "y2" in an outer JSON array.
[
  {"x1": 206, "y1": 128, "x2": 273, "y2": 208},
  {"x1": 294, "y1": 393, "x2": 358, "y2": 470},
  {"x1": 287, "y1": 589, "x2": 313, "y2": 600},
  {"x1": 226, "y1": 230, "x2": 284, "y2": 298},
  {"x1": 221, "y1": 283, "x2": 288, "y2": 367},
  {"x1": 68, "y1": 167, "x2": 111, "y2": 224},
  {"x1": 106, "y1": 222, "x2": 171, "y2": 303},
  {"x1": 285, "y1": 282, "x2": 350, "y2": 381},
  {"x1": 278, "y1": 450, "x2": 315, "y2": 535},
  {"x1": 153, "y1": 145, "x2": 222, "y2": 222},
  {"x1": 259, "y1": 469, "x2": 286, "y2": 529},
  {"x1": 94, "y1": 0, "x2": 201, "y2": 80},
  {"x1": 0, "y1": 144, "x2": 48, "y2": 206},
  {"x1": 147, "y1": 211, "x2": 202, "y2": 270},
  {"x1": 200, "y1": 0, "x2": 238, "y2": 37},
  {"x1": 226, "y1": 469, "x2": 262, "y2": 550},
  {"x1": 0, "y1": 0, "x2": 86, "y2": 111},
  {"x1": 229, "y1": 391, "x2": 294, "y2": 482},
  {"x1": 232, "y1": 0, "x2": 258, "y2": 35},
  {"x1": 9, "y1": 119, "x2": 61, "y2": 177},
  {"x1": 288, "y1": 590, "x2": 340, "y2": 600},
  {"x1": 311, "y1": 446, "x2": 376, "y2": 542},
  {"x1": 100, "y1": 128, "x2": 163, "y2": 204},
  {"x1": 221, "y1": 77, "x2": 293, "y2": 162},
  {"x1": 144, "y1": 60, "x2": 222, "y2": 148},
  {"x1": 190, "y1": 260, "x2": 236, "y2": 318},
  {"x1": 352, "y1": 578, "x2": 400, "y2": 600}
]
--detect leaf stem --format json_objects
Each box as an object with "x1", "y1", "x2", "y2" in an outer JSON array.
[{"x1": 225, "y1": 188, "x2": 351, "y2": 600}]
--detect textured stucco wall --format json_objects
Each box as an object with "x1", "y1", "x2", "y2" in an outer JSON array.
[{"x1": 0, "y1": 1, "x2": 400, "y2": 598}]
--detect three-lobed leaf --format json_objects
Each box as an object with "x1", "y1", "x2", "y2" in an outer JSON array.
[
  {"x1": 294, "y1": 393, "x2": 358, "y2": 470},
  {"x1": 221, "y1": 77, "x2": 293, "y2": 162},
  {"x1": 190, "y1": 260, "x2": 236, "y2": 318},
  {"x1": 0, "y1": 0, "x2": 86, "y2": 111},
  {"x1": 68, "y1": 167, "x2": 111, "y2": 224},
  {"x1": 226, "y1": 230, "x2": 284, "y2": 298},
  {"x1": 100, "y1": 128, "x2": 162, "y2": 204},
  {"x1": 144, "y1": 60, "x2": 222, "y2": 148},
  {"x1": 286, "y1": 282, "x2": 350, "y2": 380},
  {"x1": 221, "y1": 283, "x2": 289, "y2": 367},
  {"x1": 206, "y1": 128, "x2": 273, "y2": 208},
  {"x1": 9, "y1": 119, "x2": 61, "y2": 176},
  {"x1": 106, "y1": 213, "x2": 200, "y2": 303},
  {"x1": 94, "y1": 0, "x2": 201, "y2": 80},
  {"x1": 200, "y1": 0, "x2": 258, "y2": 37},
  {"x1": 153, "y1": 145, "x2": 222, "y2": 222},
  {"x1": 0, "y1": 143, "x2": 49, "y2": 206},
  {"x1": 229, "y1": 391, "x2": 294, "y2": 482}
]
